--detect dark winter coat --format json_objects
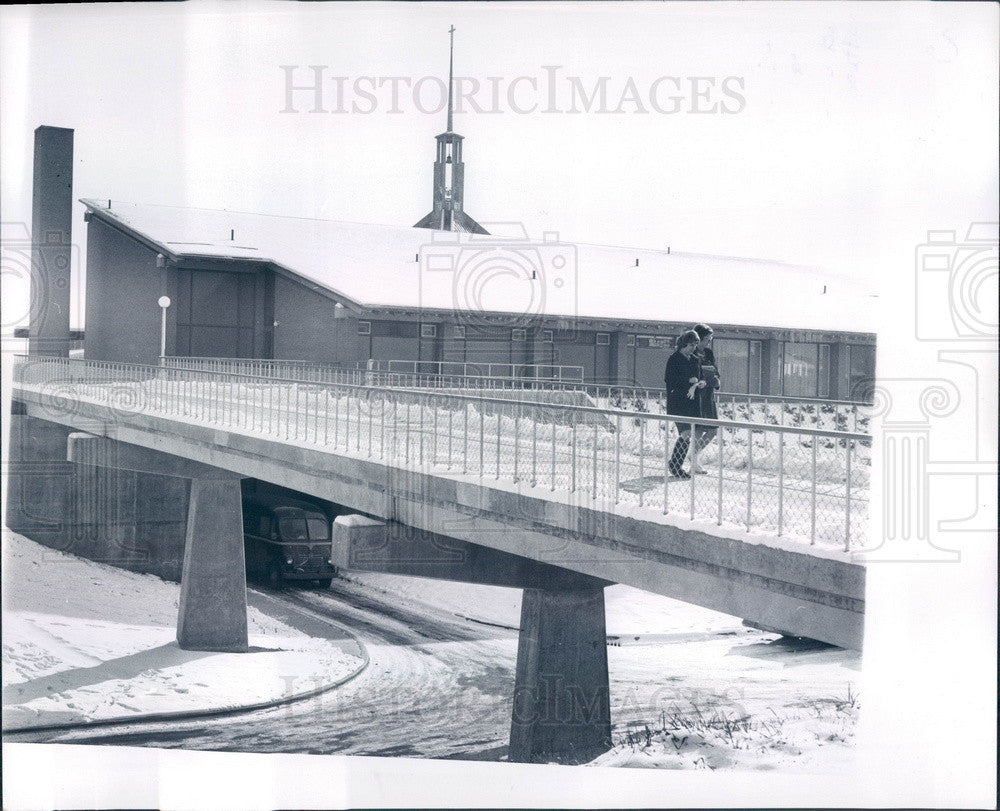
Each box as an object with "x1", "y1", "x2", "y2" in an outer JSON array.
[
  {"x1": 694, "y1": 346, "x2": 721, "y2": 420},
  {"x1": 664, "y1": 350, "x2": 702, "y2": 419}
]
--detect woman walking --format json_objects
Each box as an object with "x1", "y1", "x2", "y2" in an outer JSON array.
[
  {"x1": 690, "y1": 323, "x2": 721, "y2": 474},
  {"x1": 664, "y1": 330, "x2": 705, "y2": 478}
]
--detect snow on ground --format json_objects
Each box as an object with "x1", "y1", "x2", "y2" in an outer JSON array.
[
  {"x1": 342, "y1": 571, "x2": 746, "y2": 637},
  {"x1": 598, "y1": 636, "x2": 860, "y2": 772},
  {"x1": 341, "y1": 570, "x2": 860, "y2": 772},
  {"x1": 2, "y1": 532, "x2": 365, "y2": 731},
  {"x1": 2, "y1": 530, "x2": 860, "y2": 772}
]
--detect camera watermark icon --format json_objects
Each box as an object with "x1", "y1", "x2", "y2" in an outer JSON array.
[
  {"x1": 418, "y1": 223, "x2": 578, "y2": 334},
  {"x1": 864, "y1": 372, "x2": 997, "y2": 563},
  {"x1": 1, "y1": 221, "x2": 81, "y2": 353},
  {"x1": 914, "y1": 222, "x2": 998, "y2": 341}
]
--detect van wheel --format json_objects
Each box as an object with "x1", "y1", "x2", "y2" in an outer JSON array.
[
  {"x1": 267, "y1": 562, "x2": 284, "y2": 589},
  {"x1": 314, "y1": 577, "x2": 332, "y2": 589}
]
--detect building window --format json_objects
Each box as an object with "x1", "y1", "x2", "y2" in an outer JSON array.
[
  {"x1": 540, "y1": 329, "x2": 553, "y2": 343},
  {"x1": 817, "y1": 344, "x2": 831, "y2": 398},
  {"x1": 749, "y1": 341, "x2": 763, "y2": 394},
  {"x1": 848, "y1": 344, "x2": 876, "y2": 401},
  {"x1": 512, "y1": 328, "x2": 526, "y2": 341},
  {"x1": 357, "y1": 321, "x2": 371, "y2": 335},
  {"x1": 713, "y1": 338, "x2": 749, "y2": 394},
  {"x1": 596, "y1": 332, "x2": 611, "y2": 346},
  {"x1": 421, "y1": 324, "x2": 437, "y2": 338},
  {"x1": 626, "y1": 334, "x2": 635, "y2": 346},
  {"x1": 453, "y1": 325, "x2": 466, "y2": 339},
  {"x1": 782, "y1": 341, "x2": 819, "y2": 398}
]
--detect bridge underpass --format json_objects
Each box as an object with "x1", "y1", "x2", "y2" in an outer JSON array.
[{"x1": 9, "y1": 356, "x2": 867, "y2": 763}]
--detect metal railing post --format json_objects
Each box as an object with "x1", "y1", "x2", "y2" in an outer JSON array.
[
  {"x1": 746, "y1": 427, "x2": 753, "y2": 532},
  {"x1": 571, "y1": 422, "x2": 577, "y2": 493},
  {"x1": 616, "y1": 414, "x2": 622, "y2": 506},
  {"x1": 592, "y1": 422, "x2": 598, "y2": 500},
  {"x1": 689, "y1": 420, "x2": 696, "y2": 520},
  {"x1": 777, "y1": 431, "x2": 784, "y2": 536},
  {"x1": 810, "y1": 436, "x2": 818, "y2": 544},
  {"x1": 716, "y1": 424, "x2": 724, "y2": 525},
  {"x1": 495, "y1": 408, "x2": 501, "y2": 480},
  {"x1": 845, "y1": 438, "x2": 853, "y2": 551},
  {"x1": 551, "y1": 420, "x2": 556, "y2": 492},
  {"x1": 531, "y1": 413, "x2": 538, "y2": 487},
  {"x1": 637, "y1": 418, "x2": 644, "y2": 509},
  {"x1": 662, "y1": 418, "x2": 668, "y2": 514},
  {"x1": 514, "y1": 412, "x2": 520, "y2": 483}
]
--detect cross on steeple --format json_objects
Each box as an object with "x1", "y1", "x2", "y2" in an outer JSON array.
[
  {"x1": 413, "y1": 25, "x2": 488, "y2": 234},
  {"x1": 447, "y1": 25, "x2": 455, "y2": 133}
]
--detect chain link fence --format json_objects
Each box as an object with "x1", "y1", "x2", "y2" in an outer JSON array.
[{"x1": 15, "y1": 356, "x2": 870, "y2": 550}]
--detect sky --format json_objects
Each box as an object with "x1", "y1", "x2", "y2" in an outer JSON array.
[{"x1": 1, "y1": 1, "x2": 996, "y2": 330}]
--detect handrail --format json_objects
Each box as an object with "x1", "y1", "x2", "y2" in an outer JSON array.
[
  {"x1": 156, "y1": 355, "x2": 872, "y2": 432},
  {"x1": 161, "y1": 356, "x2": 586, "y2": 383},
  {"x1": 159, "y1": 356, "x2": 872, "y2": 406},
  {"x1": 14, "y1": 355, "x2": 870, "y2": 551},
  {"x1": 22, "y1": 356, "x2": 866, "y2": 438}
]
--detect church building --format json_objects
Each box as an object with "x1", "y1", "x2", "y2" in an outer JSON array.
[{"x1": 76, "y1": 32, "x2": 876, "y2": 399}]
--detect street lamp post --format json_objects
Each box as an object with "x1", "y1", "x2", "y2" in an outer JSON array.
[{"x1": 158, "y1": 296, "x2": 171, "y2": 361}]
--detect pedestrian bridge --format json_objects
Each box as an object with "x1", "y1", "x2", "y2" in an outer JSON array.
[{"x1": 10, "y1": 354, "x2": 869, "y2": 763}]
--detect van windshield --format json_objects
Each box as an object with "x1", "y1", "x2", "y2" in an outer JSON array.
[
  {"x1": 278, "y1": 517, "x2": 308, "y2": 541},
  {"x1": 277, "y1": 513, "x2": 329, "y2": 541},
  {"x1": 306, "y1": 515, "x2": 329, "y2": 540}
]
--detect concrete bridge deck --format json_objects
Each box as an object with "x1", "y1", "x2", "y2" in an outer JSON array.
[{"x1": 11, "y1": 359, "x2": 866, "y2": 650}]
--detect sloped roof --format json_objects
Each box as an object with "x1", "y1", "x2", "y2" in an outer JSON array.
[{"x1": 81, "y1": 200, "x2": 876, "y2": 334}]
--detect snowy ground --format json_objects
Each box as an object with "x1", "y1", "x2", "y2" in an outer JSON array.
[
  {"x1": 343, "y1": 571, "x2": 861, "y2": 772},
  {"x1": 3, "y1": 530, "x2": 861, "y2": 772},
  {"x1": 342, "y1": 570, "x2": 744, "y2": 637},
  {"x1": 1, "y1": 532, "x2": 365, "y2": 731}
]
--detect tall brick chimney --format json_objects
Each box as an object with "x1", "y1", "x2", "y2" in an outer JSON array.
[{"x1": 28, "y1": 125, "x2": 74, "y2": 357}]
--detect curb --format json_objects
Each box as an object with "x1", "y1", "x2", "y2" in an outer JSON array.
[{"x1": 3, "y1": 614, "x2": 371, "y2": 737}]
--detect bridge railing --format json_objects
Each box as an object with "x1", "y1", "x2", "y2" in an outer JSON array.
[
  {"x1": 160, "y1": 357, "x2": 586, "y2": 385},
  {"x1": 159, "y1": 357, "x2": 586, "y2": 394},
  {"x1": 159, "y1": 357, "x2": 871, "y2": 434},
  {"x1": 590, "y1": 387, "x2": 871, "y2": 434},
  {"x1": 160, "y1": 356, "x2": 361, "y2": 384},
  {"x1": 357, "y1": 359, "x2": 586, "y2": 383},
  {"x1": 14, "y1": 355, "x2": 870, "y2": 551}
]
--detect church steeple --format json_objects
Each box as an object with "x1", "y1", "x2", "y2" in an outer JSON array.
[
  {"x1": 446, "y1": 23, "x2": 455, "y2": 135},
  {"x1": 414, "y1": 26, "x2": 488, "y2": 234}
]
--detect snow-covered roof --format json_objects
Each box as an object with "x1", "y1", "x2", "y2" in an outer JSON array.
[{"x1": 81, "y1": 200, "x2": 876, "y2": 334}]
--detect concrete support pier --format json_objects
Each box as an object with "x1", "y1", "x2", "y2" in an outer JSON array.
[
  {"x1": 67, "y1": 434, "x2": 248, "y2": 652},
  {"x1": 509, "y1": 581, "x2": 612, "y2": 765},
  {"x1": 177, "y1": 475, "x2": 248, "y2": 652}
]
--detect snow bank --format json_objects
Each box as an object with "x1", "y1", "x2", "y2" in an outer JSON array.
[{"x1": 2, "y1": 533, "x2": 365, "y2": 730}]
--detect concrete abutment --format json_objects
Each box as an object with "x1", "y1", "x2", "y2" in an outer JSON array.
[
  {"x1": 509, "y1": 581, "x2": 612, "y2": 764},
  {"x1": 176, "y1": 475, "x2": 248, "y2": 652},
  {"x1": 66, "y1": 434, "x2": 249, "y2": 653}
]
